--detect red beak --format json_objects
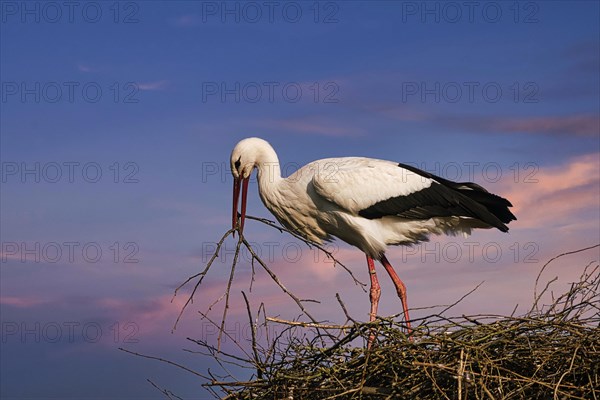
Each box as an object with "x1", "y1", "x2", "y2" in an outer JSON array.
[{"x1": 232, "y1": 177, "x2": 249, "y2": 236}]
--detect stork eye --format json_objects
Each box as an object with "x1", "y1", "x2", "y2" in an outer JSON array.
[{"x1": 234, "y1": 158, "x2": 241, "y2": 170}]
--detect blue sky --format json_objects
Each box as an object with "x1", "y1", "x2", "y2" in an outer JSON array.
[{"x1": 1, "y1": 1, "x2": 599, "y2": 399}]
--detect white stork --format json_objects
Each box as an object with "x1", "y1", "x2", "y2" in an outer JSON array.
[{"x1": 230, "y1": 137, "x2": 516, "y2": 330}]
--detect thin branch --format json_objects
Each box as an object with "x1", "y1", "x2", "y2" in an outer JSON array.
[
  {"x1": 266, "y1": 316, "x2": 354, "y2": 330},
  {"x1": 218, "y1": 235, "x2": 243, "y2": 350},
  {"x1": 147, "y1": 379, "x2": 184, "y2": 400},
  {"x1": 439, "y1": 281, "x2": 485, "y2": 316},
  {"x1": 534, "y1": 243, "x2": 600, "y2": 312},
  {"x1": 119, "y1": 348, "x2": 210, "y2": 380},
  {"x1": 171, "y1": 228, "x2": 235, "y2": 332},
  {"x1": 195, "y1": 309, "x2": 253, "y2": 361},
  {"x1": 336, "y1": 292, "x2": 358, "y2": 325},
  {"x1": 242, "y1": 291, "x2": 263, "y2": 379}
]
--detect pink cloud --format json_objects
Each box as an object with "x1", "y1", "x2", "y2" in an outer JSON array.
[
  {"x1": 87, "y1": 270, "x2": 306, "y2": 341},
  {"x1": 77, "y1": 63, "x2": 94, "y2": 73},
  {"x1": 96, "y1": 295, "x2": 189, "y2": 329},
  {"x1": 496, "y1": 114, "x2": 599, "y2": 136},
  {"x1": 500, "y1": 153, "x2": 599, "y2": 229},
  {"x1": 0, "y1": 296, "x2": 44, "y2": 308},
  {"x1": 436, "y1": 113, "x2": 599, "y2": 137},
  {"x1": 367, "y1": 105, "x2": 427, "y2": 121},
  {"x1": 138, "y1": 80, "x2": 169, "y2": 91},
  {"x1": 0, "y1": 251, "x2": 21, "y2": 262}
]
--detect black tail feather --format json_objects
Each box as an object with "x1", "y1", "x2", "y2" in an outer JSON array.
[
  {"x1": 396, "y1": 163, "x2": 517, "y2": 231},
  {"x1": 455, "y1": 186, "x2": 516, "y2": 225}
]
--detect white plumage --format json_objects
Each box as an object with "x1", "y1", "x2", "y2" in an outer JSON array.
[{"x1": 230, "y1": 137, "x2": 516, "y2": 332}]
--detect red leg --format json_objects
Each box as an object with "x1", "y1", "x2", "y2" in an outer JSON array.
[
  {"x1": 366, "y1": 255, "x2": 381, "y2": 348},
  {"x1": 380, "y1": 254, "x2": 412, "y2": 333},
  {"x1": 367, "y1": 255, "x2": 381, "y2": 322}
]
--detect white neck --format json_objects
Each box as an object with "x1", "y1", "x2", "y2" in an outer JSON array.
[{"x1": 255, "y1": 145, "x2": 283, "y2": 198}]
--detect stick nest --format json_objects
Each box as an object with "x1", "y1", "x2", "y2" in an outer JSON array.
[{"x1": 215, "y1": 263, "x2": 599, "y2": 399}]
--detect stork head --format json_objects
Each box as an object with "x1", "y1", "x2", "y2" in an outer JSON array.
[{"x1": 230, "y1": 137, "x2": 272, "y2": 235}]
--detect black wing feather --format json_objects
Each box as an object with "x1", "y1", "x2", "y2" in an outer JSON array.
[{"x1": 358, "y1": 162, "x2": 517, "y2": 232}]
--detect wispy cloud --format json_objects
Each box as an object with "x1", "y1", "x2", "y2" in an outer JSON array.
[
  {"x1": 500, "y1": 153, "x2": 600, "y2": 229},
  {"x1": 137, "y1": 80, "x2": 170, "y2": 91},
  {"x1": 0, "y1": 295, "x2": 44, "y2": 308},
  {"x1": 495, "y1": 114, "x2": 599, "y2": 136},
  {"x1": 170, "y1": 14, "x2": 201, "y2": 27},
  {"x1": 364, "y1": 105, "x2": 427, "y2": 122},
  {"x1": 77, "y1": 63, "x2": 95, "y2": 73},
  {"x1": 435, "y1": 114, "x2": 599, "y2": 137}
]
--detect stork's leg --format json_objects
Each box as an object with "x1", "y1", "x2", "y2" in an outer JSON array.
[
  {"x1": 366, "y1": 255, "x2": 380, "y2": 347},
  {"x1": 380, "y1": 255, "x2": 412, "y2": 333},
  {"x1": 367, "y1": 255, "x2": 381, "y2": 322}
]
